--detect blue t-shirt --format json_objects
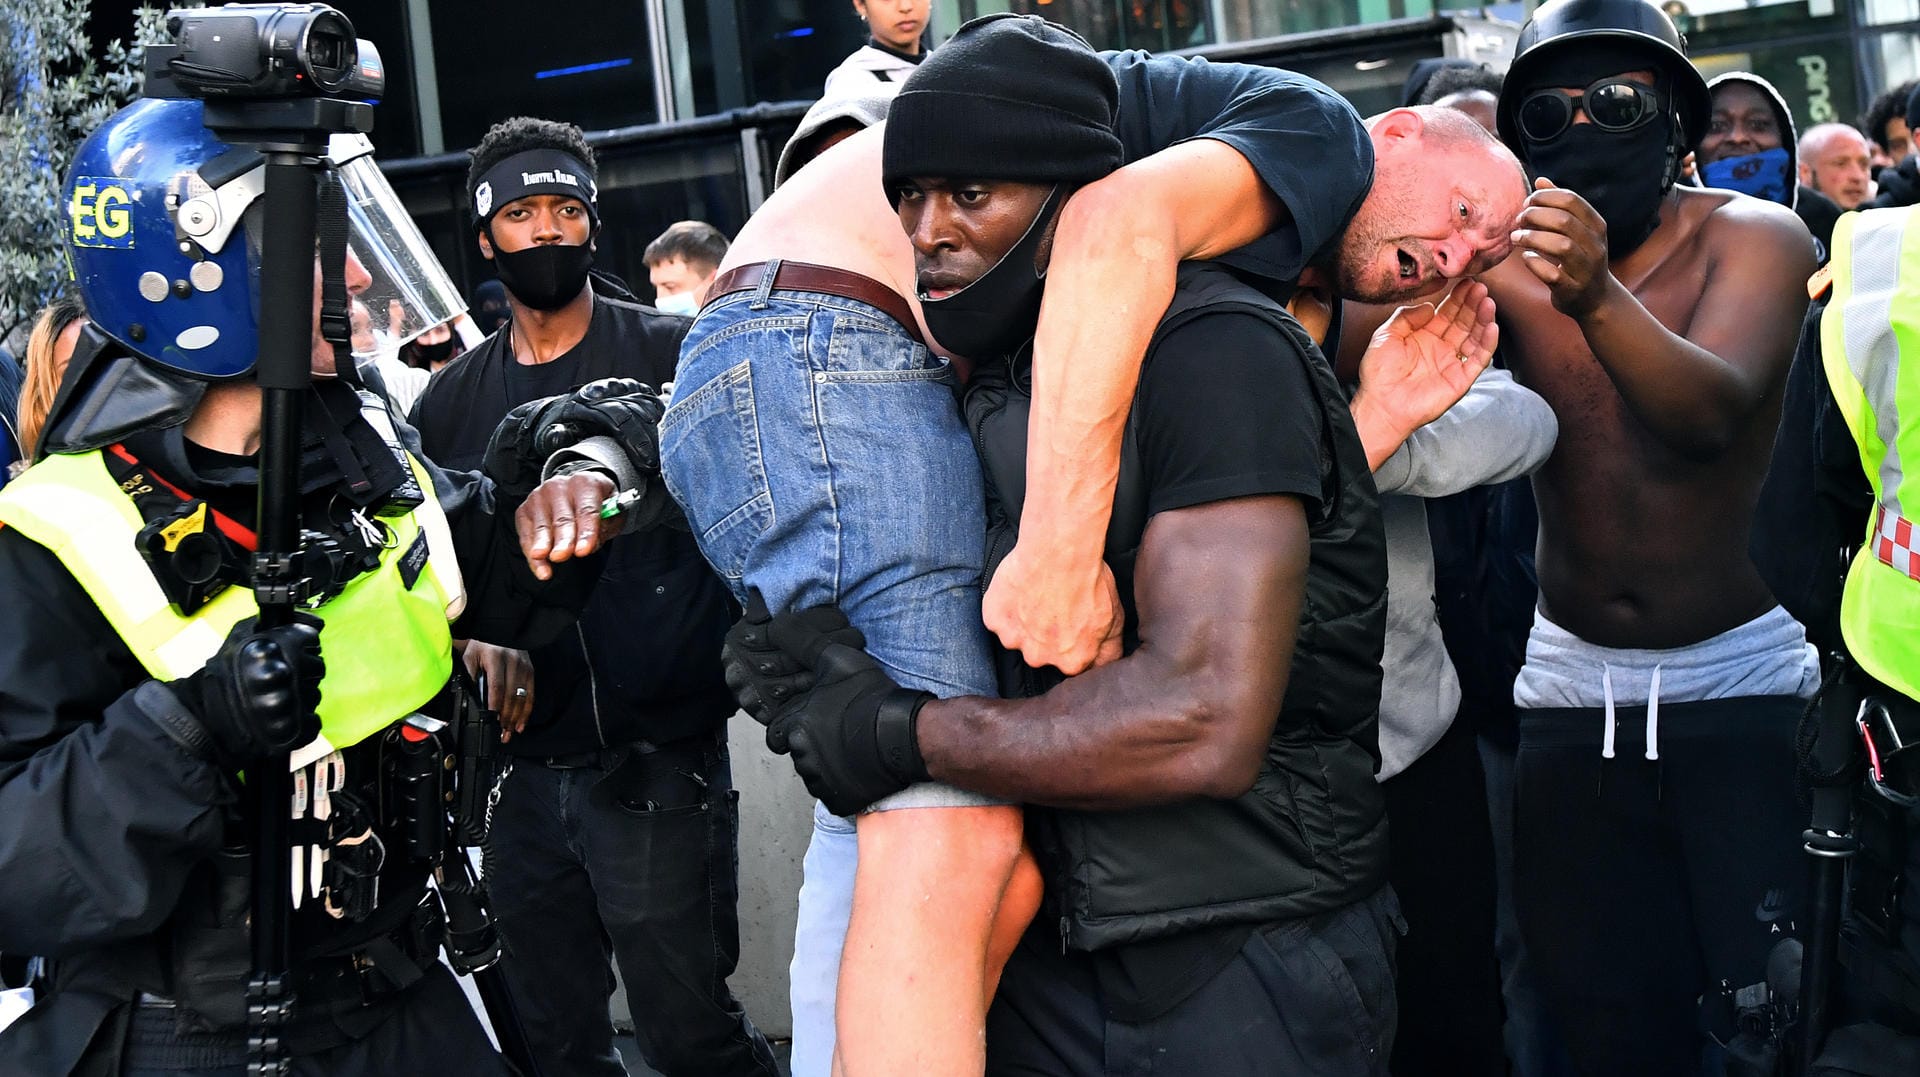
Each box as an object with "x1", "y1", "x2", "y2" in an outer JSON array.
[{"x1": 1104, "y1": 51, "x2": 1375, "y2": 284}]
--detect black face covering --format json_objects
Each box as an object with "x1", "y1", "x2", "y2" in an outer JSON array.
[
  {"x1": 1516, "y1": 44, "x2": 1683, "y2": 259},
  {"x1": 920, "y1": 186, "x2": 1065, "y2": 361},
  {"x1": 407, "y1": 337, "x2": 454, "y2": 368},
  {"x1": 1523, "y1": 119, "x2": 1674, "y2": 257},
  {"x1": 491, "y1": 241, "x2": 594, "y2": 311}
]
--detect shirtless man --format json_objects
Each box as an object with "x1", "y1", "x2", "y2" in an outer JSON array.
[
  {"x1": 1476, "y1": 1, "x2": 1823, "y2": 1071},
  {"x1": 658, "y1": 14, "x2": 1523, "y2": 1075}
]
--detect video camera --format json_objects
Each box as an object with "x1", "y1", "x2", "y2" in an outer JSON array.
[{"x1": 151, "y1": 3, "x2": 383, "y2": 103}]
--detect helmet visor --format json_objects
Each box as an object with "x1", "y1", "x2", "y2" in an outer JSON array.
[{"x1": 336, "y1": 152, "x2": 465, "y2": 360}]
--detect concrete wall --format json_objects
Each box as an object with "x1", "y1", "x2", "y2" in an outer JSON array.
[{"x1": 611, "y1": 710, "x2": 815, "y2": 1039}]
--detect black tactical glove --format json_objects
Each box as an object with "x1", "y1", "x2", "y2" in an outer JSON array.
[
  {"x1": 483, "y1": 377, "x2": 667, "y2": 498},
  {"x1": 169, "y1": 613, "x2": 324, "y2": 769},
  {"x1": 781, "y1": 645, "x2": 935, "y2": 816},
  {"x1": 728, "y1": 602, "x2": 933, "y2": 815},
  {"x1": 721, "y1": 590, "x2": 867, "y2": 723}
]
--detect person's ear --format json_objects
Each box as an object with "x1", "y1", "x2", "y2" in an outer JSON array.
[
  {"x1": 1374, "y1": 107, "x2": 1427, "y2": 148},
  {"x1": 477, "y1": 228, "x2": 495, "y2": 262}
]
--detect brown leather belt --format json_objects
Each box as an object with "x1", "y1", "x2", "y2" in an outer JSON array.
[{"x1": 705, "y1": 261, "x2": 923, "y2": 345}]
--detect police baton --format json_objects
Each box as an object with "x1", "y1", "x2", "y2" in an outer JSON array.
[{"x1": 1796, "y1": 659, "x2": 1863, "y2": 1074}]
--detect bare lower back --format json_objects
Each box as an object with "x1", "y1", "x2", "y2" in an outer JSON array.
[{"x1": 722, "y1": 125, "x2": 923, "y2": 324}]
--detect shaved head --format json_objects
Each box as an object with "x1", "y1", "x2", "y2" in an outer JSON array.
[
  {"x1": 1799, "y1": 122, "x2": 1874, "y2": 208},
  {"x1": 1414, "y1": 102, "x2": 1507, "y2": 150},
  {"x1": 1334, "y1": 106, "x2": 1527, "y2": 302}
]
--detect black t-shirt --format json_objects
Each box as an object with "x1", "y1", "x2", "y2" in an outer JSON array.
[
  {"x1": 1794, "y1": 184, "x2": 1842, "y2": 256},
  {"x1": 1089, "y1": 306, "x2": 1330, "y2": 1020},
  {"x1": 1133, "y1": 310, "x2": 1324, "y2": 519},
  {"x1": 1106, "y1": 52, "x2": 1375, "y2": 284},
  {"x1": 410, "y1": 296, "x2": 683, "y2": 471},
  {"x1": 409, "y1": 294, "x2": 737, "y2": 754}
]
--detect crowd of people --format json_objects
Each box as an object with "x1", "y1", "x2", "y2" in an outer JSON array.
[{"x1": 2, "y1": 0, "x2": 1919, "y2": 1075}]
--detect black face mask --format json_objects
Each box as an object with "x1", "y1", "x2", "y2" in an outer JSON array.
[
  {"x1": 491, "y1": 241, "x2": 594, "y2": 311},
  {"x1": 920, "y1": 186, "x2": 1066, "y2": 361},
  {"x1": 407, "y1": 337, "x2": 454, "y2": 368},
  {"x1": 1522, "y1": 118, "x2": 1673, "y2": 258}
]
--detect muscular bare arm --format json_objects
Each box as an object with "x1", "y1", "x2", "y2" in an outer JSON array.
[
  {"x1": 985, "y1": 139, "x2": 1287, "y2": 676},
  {"x1": 920, "y1": 494, "x2": 1306, "y2": 810},
  {"x1": 1511, "y1": 181, "x2": 1812, "y2": 459}
]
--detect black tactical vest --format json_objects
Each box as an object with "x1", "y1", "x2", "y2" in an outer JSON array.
[{"x1": 964, "y1": 263, "x2": 1389, "y2": 950}]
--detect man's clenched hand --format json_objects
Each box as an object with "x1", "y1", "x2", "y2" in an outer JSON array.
[
  {"x1": 720, "y1": 591, "x2": 866, "y2": 722},
  {"x1": 983, "y1": 544, "x2": 1123, "y2": 676},
  {"x1": 517, "y1": 470, "x2": 624, "y2": 581},
  {"x1": 1513, "y1": 177, "x2": 1618, "y2": 320}
]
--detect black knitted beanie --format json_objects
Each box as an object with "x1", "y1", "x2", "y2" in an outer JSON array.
[{"x1": 882, "y1": 13, "x2": 1123, "y2": 203}]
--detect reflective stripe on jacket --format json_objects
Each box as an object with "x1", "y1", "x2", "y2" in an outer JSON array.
[{"x1": 0, "y1": 447, "x2": 462, "y2": 763}]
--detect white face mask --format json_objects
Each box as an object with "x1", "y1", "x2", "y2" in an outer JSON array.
[{"x1": 654, "y1": 291, "x2": 699, "y2": 316}]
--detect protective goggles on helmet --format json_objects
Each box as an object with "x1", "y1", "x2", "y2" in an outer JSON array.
[{"x1": 1516, "y1": 78, "x2": 1665, "y2": 142}]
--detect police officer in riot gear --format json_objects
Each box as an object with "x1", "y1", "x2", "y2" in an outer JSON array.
[
  {"x1": 0, "y1": 90, "x2": 663, "y2": 1073},
  {"x1": 1756, "y1": 205, "x2": 1920, "y2": 1076}
]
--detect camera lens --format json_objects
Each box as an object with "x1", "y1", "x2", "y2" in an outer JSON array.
[{"x1": 294, "y1": 10, "x2": 356, "y2": 93}]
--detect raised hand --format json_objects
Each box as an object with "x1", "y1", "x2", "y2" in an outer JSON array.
[
  {"x1": 1513, "y1": 176, "x2": 1614, "y2": 320},
  {"x1": 1348, "y1": 279, "x2": 1500, "y2": 468}
]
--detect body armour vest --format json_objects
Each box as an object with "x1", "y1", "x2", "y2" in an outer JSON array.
[
  {"x1": 0, "y1": 398, "x2": 467, "y2": 1029},
  {"x1": 1820, "y1": 209, "x2": 1920, "y2": 704},
  {"x1": 964, "y1": 262, "x2": 1390, "y2": 951}
]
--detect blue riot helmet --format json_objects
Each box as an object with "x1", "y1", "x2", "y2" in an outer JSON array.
[{"x1": 63, "y1": 96, "x2": 464, "y2": 381}]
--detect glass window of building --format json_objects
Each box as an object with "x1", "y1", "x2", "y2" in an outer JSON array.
[
  {"x1": 950, "y1": 1, "x2": 1211, "y2": 50},
  {"x1": 426, "y1": 0, "x2": 660, "y2": 151},
  {"x1": 1863, "y1": 0, "x2": 1920, "y2": 28},
  {"x1": 668, "y1": 0, "x2": 871, "y2": 115}
]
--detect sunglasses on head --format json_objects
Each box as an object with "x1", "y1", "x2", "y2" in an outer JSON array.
[{"x1": 1517, "y1": 78, "x2": 1664, "y2": 142}]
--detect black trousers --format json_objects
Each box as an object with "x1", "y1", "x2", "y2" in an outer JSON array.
[
  {"x1": 986, "y1": 887, "x2": 1401, "y2": 1077},
  {"x1": 1514, "y1": 697, "x2": 1806, "y2": 1077},
  {"x1": 1382, "y1": 709, "x2": 1508, "y2": 1077},
  {"x1": 483, "y1": 731, "x2": 778, "y2": 1077}
]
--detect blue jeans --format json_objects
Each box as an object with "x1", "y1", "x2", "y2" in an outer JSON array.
[
  {"x1": 660, "y1": 276, "x2": 1003, "y2": 1074},
  {"x1": 660, "y1": 277, "x2": 997, "y2": 701}
]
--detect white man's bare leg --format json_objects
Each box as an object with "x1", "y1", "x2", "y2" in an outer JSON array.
[{"x1": 831, "y1": 802, "x2": 1039, "y2": 1076}]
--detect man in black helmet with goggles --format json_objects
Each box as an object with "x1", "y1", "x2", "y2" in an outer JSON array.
[{"x1": 1472, "y1": 0, "x2": 1822, "y2": 1072}]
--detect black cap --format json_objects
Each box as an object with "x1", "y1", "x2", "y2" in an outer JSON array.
[{"x1": 882, "y1": 14, "x2": 1123, "y2": 201}]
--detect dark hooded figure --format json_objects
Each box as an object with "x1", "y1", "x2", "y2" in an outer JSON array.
[
  {"x1": 1866, "y1": 82, "x2": 1920, "y2": 209},
  {"x1": 1697, "y1": 71, "x2": 1842, "y2": 253}
]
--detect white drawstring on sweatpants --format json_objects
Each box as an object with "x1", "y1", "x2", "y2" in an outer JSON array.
[{"x1": 1600, "y1": 663, "x2": 1664, "y2": 762}]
